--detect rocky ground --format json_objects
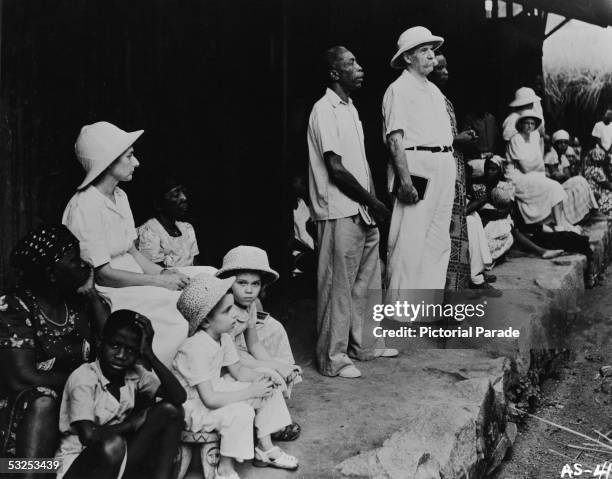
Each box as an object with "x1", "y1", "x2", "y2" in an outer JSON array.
[{"x1": 493, "y1": 268, "x2": 612, "y2": 479}]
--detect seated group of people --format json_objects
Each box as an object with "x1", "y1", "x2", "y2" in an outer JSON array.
[
  {"x1": 0, "y1": 122, "x2": 302, "y2": 479},
  {"x1": 435, "y1": 84, "x2": 601, "y2": 295}
]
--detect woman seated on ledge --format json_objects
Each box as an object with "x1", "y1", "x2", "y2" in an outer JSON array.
[
  {"x1": 0, "y1": 225, "x2": 109, "y2": 470},
  {"x1": 62, "y1": 121, "x2": 196, "y2": 365},
  {"x1": 505, "y1": 110, "x2": 579, "y2": 234}
]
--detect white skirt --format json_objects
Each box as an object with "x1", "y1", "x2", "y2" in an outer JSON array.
[
  {"x1": 97, "y1": 253, "x2": 188, "y2": 367},
  {"x1": 506, "y1": 169, "x2": 566, "y2": 224}
]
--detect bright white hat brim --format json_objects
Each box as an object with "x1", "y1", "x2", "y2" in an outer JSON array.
[
  {"x1": 215, "y1": 265, "x2": 279, "y2": 284},
  {"x1": 77, "y1": 129, "x2": 144, "y2": 190},
  {"x1": 390, "y1": 36, "x2": 444, "y2": 69}
]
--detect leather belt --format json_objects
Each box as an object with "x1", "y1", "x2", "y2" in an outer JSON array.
[{"x1": 405, "y1": 145, "x2": 453, "y2": 153}]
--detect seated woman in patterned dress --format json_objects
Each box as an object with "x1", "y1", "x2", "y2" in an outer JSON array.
[
  {"x1": 585, "y1": 147, "x2": 612, "y2": 216},
  {"x1": 0, "y1": 225, "x2": 109, "y2": 473},
  {"x1": 544, "y1": 129, "x2": 598, "y2": 224},
  {"x1": 137, "y1": 175, "x2": 201, "y2": 268}
]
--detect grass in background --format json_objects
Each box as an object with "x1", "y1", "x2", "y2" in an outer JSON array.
[{"x1": 543, "y1": 18, "x2": 612, "y2": 141}]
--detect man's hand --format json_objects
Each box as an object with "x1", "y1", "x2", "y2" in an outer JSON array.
[
  {"x1": 369, "y1": 199, "x2": 391, "y2": 224},
  {"x1": 455, "y1": 129, "x2": 478, "y2": 145},
  {"x1": 397, "y1": 183, "x2": 420, "y2": 205}
]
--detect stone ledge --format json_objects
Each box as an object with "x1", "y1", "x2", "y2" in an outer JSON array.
[{"x1": 186, "y1": 219, "x2": 612, "y2": 479}]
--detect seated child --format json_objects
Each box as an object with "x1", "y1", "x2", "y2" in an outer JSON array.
[
  {"x1": 55, "y1": 310, "x2": 186, "y2": 479},
  {"x1": 216, "y1": 246, "x2": 302, "y2": 440},
  {"x1": 174, "y1": 273, "x2": 299, "y2": 479}
]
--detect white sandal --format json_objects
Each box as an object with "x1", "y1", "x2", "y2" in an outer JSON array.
[{"x1": 253, "y1": 446, "x2": 299, "y2": 470}]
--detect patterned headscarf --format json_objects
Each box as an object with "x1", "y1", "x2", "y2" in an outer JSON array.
[{"x1": 10, "y1": 224, "x2": 80, "y2": 274}]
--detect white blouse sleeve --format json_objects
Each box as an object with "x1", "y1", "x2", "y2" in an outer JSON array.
[
  {"x1": 137, "y1": 222, "x2": 165, "y2": 264},
  {"x1": 62, "y1": 195, "x2": 111, "y2": 268}
]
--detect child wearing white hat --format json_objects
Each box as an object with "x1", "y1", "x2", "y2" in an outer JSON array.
[
  {"x1": 173, "y1": 273, "x2": 299, "y2": 479},
  {"x1": 216, "y1": 247, "x2": 301, "y2": 379},
  {"x1": 216, "y1": 245, "x2": 303, "y2": 440}
]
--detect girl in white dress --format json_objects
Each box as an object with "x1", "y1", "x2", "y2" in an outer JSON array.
[{"x1": 62, "y1": 122, "x2": 192, "y2": 366}]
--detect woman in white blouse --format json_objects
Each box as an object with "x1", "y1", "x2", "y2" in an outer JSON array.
[
  {"x1": 505, "y1": 110, "x2": 577, "y2": 232},
  {"x1": 62, "y1": 121, "x2": 191, "y2": 365}
]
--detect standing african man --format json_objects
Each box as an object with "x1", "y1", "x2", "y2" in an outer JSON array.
[{"x1": 307, "y1": 46, "x2": 397, "y2": 379}]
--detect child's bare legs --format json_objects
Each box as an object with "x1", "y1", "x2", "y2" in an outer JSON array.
[
  {"x1": 512, "y1": 228, "x2": 563, "y2": 258},
  {"x1": 124, "y1": 402, "x2": 184, "y2": 479},
  {"x1": 63, "y1": 436, "x2": 126, "y2": 479}
]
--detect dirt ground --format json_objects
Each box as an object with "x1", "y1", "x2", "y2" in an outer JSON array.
[{"x1": 494, "y1": 268, "x2": 612, "y2": 479}]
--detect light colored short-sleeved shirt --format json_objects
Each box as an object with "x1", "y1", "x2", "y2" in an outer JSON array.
[
  {"x1": 307, "y1": 88, "x2": 371, "y2": 221},
  {"x1": 57, "y1": 360, "x2": 160, "y2": 455},
  {"x1": 62, "y1": 186, "x2": 137, "y2": 268},
  {"x1": 592, "y1": 121, "x2": 612, "y2": 151},
  {"x1": 137, "y1": 218, "x2": 199, "y2": 267},
  {"x1": 381, "y1": 69, "x2": 453, "y2": 148},
  {"x1": 544, "y1": 149, "x2": 570, "y2": 169},
  {"x1": 172, "y1": 331, "x2": 239, "y2": 396}
]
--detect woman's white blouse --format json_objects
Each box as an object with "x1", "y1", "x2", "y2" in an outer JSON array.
[{"x1": 62, "y1": 186, "x2": 138, "y2": 269}]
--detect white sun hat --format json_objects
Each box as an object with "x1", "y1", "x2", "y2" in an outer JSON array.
[
  {"x1": 390, "y1": 26, "x2": 444, "y2": 69},
  {"x1": 216, "y1": 245, "x2": 279, "y2": 284},
  {"x1": 75, "y1": 121, "x2": 144, "y2": 190},
  {"x1": 514, "y1": 109, "x2": 543, "y2": 130},
  {"x1": 508, "y1": 87, "x2": 541, "y2": 108},
  {"x1": 177, "y1": 272, "x2": 236, "y2": 337}
]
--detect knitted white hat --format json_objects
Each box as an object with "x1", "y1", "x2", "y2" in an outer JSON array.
[
  {"x1": 390, "y1": 26, "x2": 444, "y2": 69},
  {"x1": 177, "y1": 273, "x2": 236, "y2": 337},
  {"x1": 75, "y1": 121, "x2": 143, "y2": 189},
  {"x1": 215, "y1": 245, "x2": 279, "y2": 284}
]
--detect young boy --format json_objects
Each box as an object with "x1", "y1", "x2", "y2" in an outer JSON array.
[
  {"x1": 55, "y1": 310, "x2": 186, "y2": 479},
  {"x1": 174, "y1": 273, "x2": 299, "y2": 479}
]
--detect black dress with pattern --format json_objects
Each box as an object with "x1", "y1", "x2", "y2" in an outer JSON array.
[{"x1": 0, "y1": 291, "x2": 93, "y2": 458}]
